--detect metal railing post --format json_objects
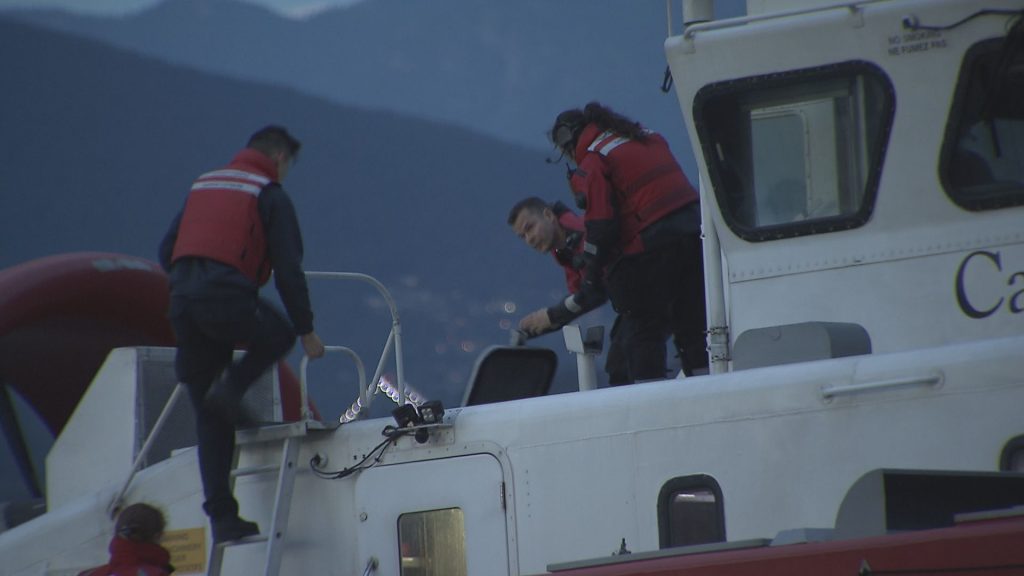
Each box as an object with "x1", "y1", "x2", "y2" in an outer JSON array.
[
  {"x1": 304, "y1": 271, "x2": 408, "y2": 421},
  {"x1": 108, "y1": 383, "x2": 185, "y2": 516},
  {"x1": 300, "y1": 346, "x2": 366, "y2": 421}
]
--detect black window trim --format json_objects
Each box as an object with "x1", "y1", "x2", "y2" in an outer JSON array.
[
  {"x1": 1000, "y1": 435, "x2": 1024, "y2": 472},
  {"x1": 692, "y1": 60, "x2": 896, "y2": 242},
  {"x1": 657, "y1": 473, "x2": 726, "y2": 549},
  {"x1": 939, "y1": 36, "x2": 1024, "y2": 211}
]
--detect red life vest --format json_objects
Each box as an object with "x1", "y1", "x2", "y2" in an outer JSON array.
[
  {"x1": 574, "y1": 124, "x2": 698, "y2": 255},
  {"x1": 76, "y1": 537, "x2": 172, "y2": 576},
  {"x1": 171, "y1": 150, "x2": 276, "y2": 285},
  {"x1": 552, "y1": 205, "x2": 585, "y2": 293}
]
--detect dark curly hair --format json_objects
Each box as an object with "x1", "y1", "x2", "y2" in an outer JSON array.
[
  {"x1": 115, "y1": 503, "x2": 166, "y2": 543},
  {"x1": 549, "y1": 102, "x2": 647, "y2": 157}
]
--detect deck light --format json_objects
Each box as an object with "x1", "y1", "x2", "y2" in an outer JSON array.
[
  {"x1": 418, "y1": 400, "x2": 445, "y2": 425},
  {"x1": 391, "y1": 404, "x2": 421, "y2": 429}
]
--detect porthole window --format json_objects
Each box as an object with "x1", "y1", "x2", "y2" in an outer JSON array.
[
  {"x1": 658, "y1": 475, "x2": 725, "y2": 549},
  {"x1": 694, "y1": 61, "x2": 894, "y2": 241},
  {"x1": 398, "y1": 508, "x2": 467, "y2": 576},
  {"x1": 1000, "y1": 435, "x2": 1024, "y2": 472}
]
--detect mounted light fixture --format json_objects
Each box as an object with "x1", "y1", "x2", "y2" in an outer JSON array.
[
  {"x1": 390, "y1": 401, "x2": 446, "y2": 444},
  {"x1": 418, "y1": 400, "x2": 445, "y2": 425},
  {"x1": 391, "y1": 404, "x2": 421, "y2": 429}
]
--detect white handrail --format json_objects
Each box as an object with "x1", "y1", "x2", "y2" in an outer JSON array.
[
  {"x1": 821, "y1": 373, "x2": 943, "y2": 401},
  {"x1": 362, "y1": 328, "x2": 395, "y2": 417},
  {"x1": 301, "y1": 270, "x2": 405, "y2": 407},
  {"x1": 680, "y1": 1, "x2": 883, "y2": 41},
  {"x1": 300, "y1": 345, "x2": 366, "y2": 421}
]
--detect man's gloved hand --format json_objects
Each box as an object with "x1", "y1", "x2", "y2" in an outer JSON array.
[{"x1": 519, "y1": 308, "x2": 555, "y2": 337}]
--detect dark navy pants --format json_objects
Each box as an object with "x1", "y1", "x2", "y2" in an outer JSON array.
[
  {"x1": 605, "y1": 234, "x2": 709, "y2": 384},
  {"x1": 170, "y1": 295, "x2": 295, "y2": 520}
]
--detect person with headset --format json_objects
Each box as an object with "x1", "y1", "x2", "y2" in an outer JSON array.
[
  {"x1": 507, "y1": 197, "x2": 628, "y2": 384},
  {"x1": 549, "y1": 102, "x2": 709, "y2": 383}
]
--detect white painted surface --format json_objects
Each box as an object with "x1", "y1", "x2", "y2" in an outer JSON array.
[{"x1": 4, "y1": 2, "x2": 1024, "y2": 575}]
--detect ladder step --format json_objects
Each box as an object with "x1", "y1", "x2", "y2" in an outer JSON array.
[
  {"x1": 209, "y1": 434, "x2": 303, "y2": 576},
  {"x1": 215, "y1": 534, "x2": 269, "y2": 549}
]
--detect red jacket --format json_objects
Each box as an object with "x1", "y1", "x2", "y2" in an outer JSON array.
[
  {"x1": 77, "y1": 537, "x2": 173, "y2": 576},
  {"x1": 545, "y1": 203, "x2": 608, "y2": 327},
  {"x1": 570, "y1": 123, "x2": 698, "y2": 261},
  {"x1": 171, "y1": 148, "x2": 277, "y2": 285},
  {"x1": 551, "y1": 204, "x2": 585, "y2": 293}
]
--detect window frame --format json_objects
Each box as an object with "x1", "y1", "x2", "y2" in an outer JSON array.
[
  {"x1": 657, "y1": 474, "x2": 726, "y2": 549},
  {"x1": 692, "y1": 60, "x2": 895, "y2": 242},
  {"x1": 1000, "y1": 435, "x2": 1024, "y2": 472},
  {"x1": 939, "y1": 37, "x2": 1024, "y2": 211},
  {"x1": 397, "y1": 507, "x2": 468, "y2": 576}
]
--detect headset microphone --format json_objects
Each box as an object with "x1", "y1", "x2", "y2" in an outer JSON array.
[
  {"x1": 544, "y1": 151, "x2": 565, "y2": 164},
  {"x1": 548, "y1": 118, "x2": 581, "y2": 164}
]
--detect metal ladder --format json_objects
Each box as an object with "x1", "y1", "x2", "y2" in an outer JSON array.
[{"x1": 207, "y1": 419, "x2": 311, "y2": 576}]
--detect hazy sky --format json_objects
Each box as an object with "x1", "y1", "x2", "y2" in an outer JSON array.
[{"x1": 0, "y1": 0, "x2": 365, "y2": 18}]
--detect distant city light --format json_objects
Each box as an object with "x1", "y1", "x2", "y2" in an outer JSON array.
[
  {"x1": 460, "y1": 340, "x2": 477, "y2": 353},
  {"x1": 499, "y1": 319, "x2": 511, "y2": 329},
  {"x1": 503, "y1": 301, "x2": 517, "y2": 313}
]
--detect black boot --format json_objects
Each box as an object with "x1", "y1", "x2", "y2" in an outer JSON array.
[{"x1": 211, "y1": 516, "x2": 260, "y2": 543}]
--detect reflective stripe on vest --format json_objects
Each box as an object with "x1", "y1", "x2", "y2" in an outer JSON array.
[
  {"x1": 171, "y1": 168, "x2": 271, "y2": 284},
  {"x1": 587, "y1": 130, "x2": 631, "y2": 156},
  {"x1": 584, "y1": 129, "x2": 694, "y2": 256},
  {"x1": 191, "y1": 169, "x2": 270, "y2": 196}
]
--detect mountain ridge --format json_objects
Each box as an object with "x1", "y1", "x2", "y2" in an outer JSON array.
[
  {"x1": 0, "y1": 0, "x2": 748, "y2": 173},
  {"x1": 0, "y1": 17, "x2": 602, "y2": 420}
]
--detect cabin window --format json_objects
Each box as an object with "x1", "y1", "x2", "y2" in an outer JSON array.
[
  {"x1": 398, "y1": 508, "x2": 467, "y2": 576},
  {"x1": 941, "y1": 37, "x2": 1024, "y2": 210},
  {"x1": 658, "y1": 475, "x2": 725, "y2": 548},
  {"x1": 694, "y1": 61, "x2": 894, "y2": 241},
  {"x1": 1000, "y1": 436, "x2": 1024, "y2": 472}
]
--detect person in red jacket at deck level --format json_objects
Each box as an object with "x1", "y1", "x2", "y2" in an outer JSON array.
[
  {"x1": 508, "y1": 197, "x2": 628, "y2": 384},
  {"x1": 78, "y1": 503, "x2": 174, "y2": 576},
  {"x1": 549, "y1": 102, "x2": 709, "y2": 383},
  {"x1": 159, "y1": 125, "x2": 326, "y2": 544}
]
